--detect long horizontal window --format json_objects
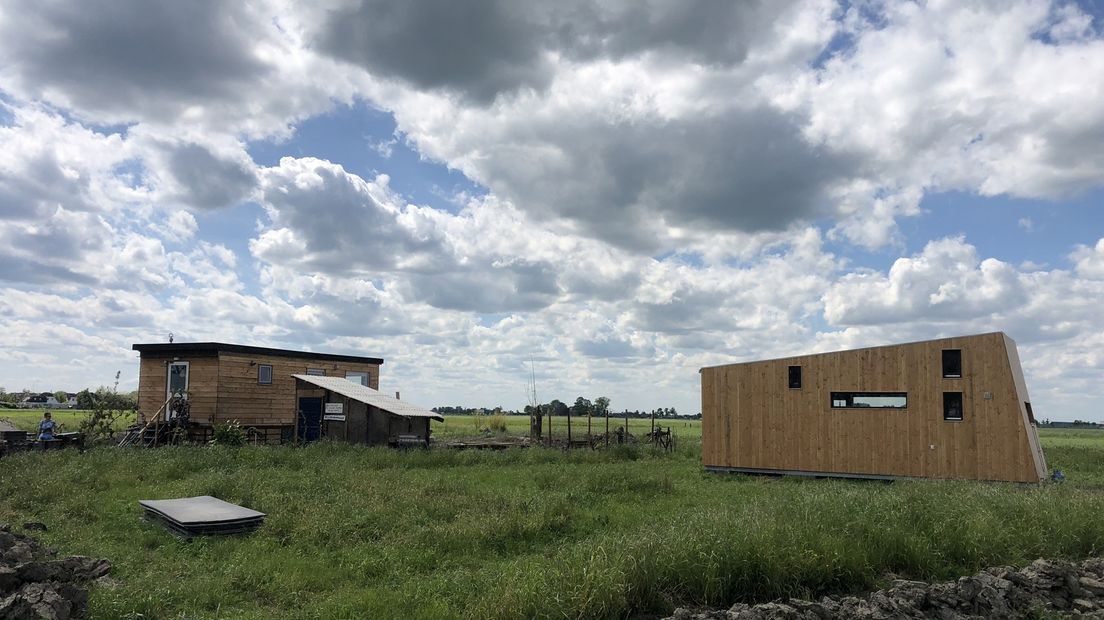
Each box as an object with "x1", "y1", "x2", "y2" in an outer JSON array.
[{"x1": 830, "y1": 392, "x2": 907, "y2": 409}]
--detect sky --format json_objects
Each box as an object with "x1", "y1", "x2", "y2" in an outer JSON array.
[{"x1": 0, "y1": 0, "x2": 1102, "y2": 420}]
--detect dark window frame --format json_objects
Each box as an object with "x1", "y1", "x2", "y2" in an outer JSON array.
[
  {"x1": 942, "y1": 349, "x2": 962, "y2": 378},
  {"x1": 943, "y1": 391, "x2": 964, "y2": 421},
  {"x1": 830, "y1": 391, "x2": 908, "y2": 409},
  {"x1": 788, "y1": 366, "x2": 802, "y2": 389},
  {"x1": 258, "y1": 364, "x2": 274, "y2": 385}
]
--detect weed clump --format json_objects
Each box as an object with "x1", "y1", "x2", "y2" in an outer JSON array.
[{"x1": 210, "y1": 420, "x2": 246, "y2": 446}]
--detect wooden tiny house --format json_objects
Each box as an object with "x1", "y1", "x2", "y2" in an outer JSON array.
[
  {"x1": 132, "y1": 342, "x2": 442, "y2": 444},
  {"x1": 700, "y1": 332, "x2": 1047, "y2": 483}
]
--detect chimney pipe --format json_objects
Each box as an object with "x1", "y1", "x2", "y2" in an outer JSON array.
[{"x1": 395, "y1": 391, "x2": 400, "y2": 400}]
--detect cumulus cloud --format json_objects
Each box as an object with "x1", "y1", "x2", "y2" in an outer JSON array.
[
  {"x1": 0, "y1": 0, "x2": 362, "y2": 138},
  {"x1": 137, "y1": 136, "x2": 258, "y2": 210},
  {"x1": 253, "y1": 157, "x2": 446, "y2": 272},
  {"x1": 0, "y1": 1, "x2": 269, "y2": 123},
  {"x1": 1072, "y1": 239, "x2": 1104, "y2": 279},
  {"x1": 779, "y1": 1, "x2": 1104, "y2": 245},
  {"x1": 823, "y1": 237, "x2": 1030, "y2": 326},
  {"x1": 0, "y1": 105, "x2": 138, "y2": 222},
  {"x1": 314, "y1": 0, "x2": 812, "y2": 104}
]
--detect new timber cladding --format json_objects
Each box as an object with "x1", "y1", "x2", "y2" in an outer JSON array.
[
  {"x1": 216, "y1": 353, "x2": 378, "y2": 426},
  {"x1": 137, "y1": 352, "x2": 219, "y2": 421},
  {"x1": 136, "y1": 351, "x2": 380, "y2": 427},
  {"x1": 700, "y1": 332, "x2": 1048, "y2": 483}
]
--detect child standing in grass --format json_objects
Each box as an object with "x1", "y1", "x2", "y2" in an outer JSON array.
[{"x1": 38, "y1": 411, "x2": 57, "y2": 440}]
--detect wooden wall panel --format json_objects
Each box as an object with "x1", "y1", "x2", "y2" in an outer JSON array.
[
  {"x1": 215, "y1": 353, "x2": 380, "y2": 425},
  {"x1": 137, "y1": 353, "x2": 219, "y2": 422},
  {"x1": 700, "y1": 332, "x2": 1045, "y2": 483}
]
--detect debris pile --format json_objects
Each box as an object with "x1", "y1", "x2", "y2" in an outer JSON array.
[
  {"x1": 666, "y1": 557, "x2": 1104, "y2": 619},
  {"x1": 0, "y1": 523, "x2": 111, "y2": 620}
]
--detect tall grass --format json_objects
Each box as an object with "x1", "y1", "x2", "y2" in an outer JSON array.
[
  {"x1": 470, "y1": 412, "x2": 509, "y2": 434},
  {"x1": 1, "y1": 429, "x2": 1102, "y2": 618}
]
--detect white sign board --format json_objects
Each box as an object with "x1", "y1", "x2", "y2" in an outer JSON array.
[
  {"x1": 323, "y1": 414, "x2": 346, "y2": 422},
  {"x1": 324, "y1": 402, "x2": 344, "y2": 414}
]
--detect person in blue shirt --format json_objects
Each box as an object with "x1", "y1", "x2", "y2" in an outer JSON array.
[{"x1": 38, "y1": 411, "x2": 57, "y2": 441}]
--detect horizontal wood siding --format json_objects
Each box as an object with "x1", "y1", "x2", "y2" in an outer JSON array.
[
  {"x1": 136, "y1": 353, "x2": 219, "y2": 422},
  {"x1": 216, "y1": 353, "x2": 380, "y2": 425},
  {"x1": 701, "y1": 332, "x2": 1045, "y2": 483}
]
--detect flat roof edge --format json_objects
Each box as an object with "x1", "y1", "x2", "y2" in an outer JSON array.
[{"x1": 132, "y1": 342, "x2": 383, "y2": 365}]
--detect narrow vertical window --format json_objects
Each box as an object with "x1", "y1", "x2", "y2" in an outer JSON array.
[
  {"x1": 788, "y1": 366, "x2": 802, "y2": 389},
  {"x1": 943, "y1": 392, "x2": 963, "y2": 421},
  {"x1": 258, "y1": 364, "x2": 273, "y2": 385},
  {"x1": 1024, "y1": 402, "x2": 1035, "y2": 424},
  {"x1": 942, "y1": 349, "x2": 962, "y2": 378}
]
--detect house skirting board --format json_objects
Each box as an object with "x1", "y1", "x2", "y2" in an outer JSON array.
[{"x1": 704, "y1": 465, "x2": 1041, "y2": 484}]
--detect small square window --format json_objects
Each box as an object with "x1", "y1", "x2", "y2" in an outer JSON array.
[
  {"x1": 943, "y1": 392, "x2": 963, "y2": 421},
  {"x1": 788, "y1": 366, "x2": 802, "y2": 389},
  {"x1": 345, "y1": 371, "x2": 369, "y2": 386},
  {"x1": 258, "y1": 364, "x2": 273, "y2": 385},
  {"x1": 942, "y1": 350, "x2": 962, "y2": 378}
]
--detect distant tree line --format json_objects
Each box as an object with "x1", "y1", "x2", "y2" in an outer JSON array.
[{"x1": 1037, "y1": 419, "x2": 1101, "y2": 429}]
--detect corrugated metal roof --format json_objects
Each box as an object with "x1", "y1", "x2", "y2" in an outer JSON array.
[{"x1": 291, "y1": 374, "x2": 444, "y2": 421}]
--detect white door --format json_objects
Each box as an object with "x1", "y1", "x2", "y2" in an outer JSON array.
[{"x1": 166, "y1": 361, "x2": 189, "y2": 419}]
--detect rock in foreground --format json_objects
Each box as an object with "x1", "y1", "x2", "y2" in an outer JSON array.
[
  {"x1": 0, "y1": 524, "x2": 111, "y2": 620},
  {"x1": 667, "y1": 557, "x2": 1104, "y2": 619}
]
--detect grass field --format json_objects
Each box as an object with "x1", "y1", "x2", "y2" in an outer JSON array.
[
  {"x1": 0, "y1": 409, "x2": 137, "y2": 434},
  {"x1": 2, "y1": 427, "x2": 1103, "y2": 618}
]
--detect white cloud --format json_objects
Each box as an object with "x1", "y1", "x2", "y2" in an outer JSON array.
[
  {"x1": 783, "y1": 0, "x2": 1104, "y2": 246},
  {"x1": 161, "y1": 211, "x2": 199, "y2": 243},
  {"x1": 1072, "y1": 239, "x2": 1104, "y2": 279},
  {"x1": 824, "y1": 237, "x2": 1028, "y2": 326}
]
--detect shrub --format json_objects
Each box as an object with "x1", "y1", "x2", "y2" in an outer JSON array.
[
  {"x1": 211, "y1": 420, "x2": 246, "y2": 447},
  {"x1": 78, "y1": 372, "x2": 137, "y2": 442}
]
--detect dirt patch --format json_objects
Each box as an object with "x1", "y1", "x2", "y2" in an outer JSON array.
[
  {"x1": 0, "y1": 524, "x2": 111, "y2": 619},
  {"x1": 667, "y1": 557, "x2": 1104, "y2": 619}
]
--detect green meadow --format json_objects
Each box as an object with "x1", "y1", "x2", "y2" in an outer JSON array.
[
  {"x1": 1, "y1": 409, "x2": 119, "y2": 433},
  {"x1": 1, "y1": 425, "x2": 1103, "y2": 619}
]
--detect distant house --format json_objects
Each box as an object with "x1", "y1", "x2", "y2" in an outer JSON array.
[
  {"x1": 66, "y1": 393, "x2": 78, "y2": 408},
  {"x1": 20, "y1": 393, "x2": 60, "y2": 408},
  {"x1": 132, "y1": 342, "x2": 442, "y2": 445},
  {"x1": 700, "y1": 332, "x2": 1047, "y2": 483}
]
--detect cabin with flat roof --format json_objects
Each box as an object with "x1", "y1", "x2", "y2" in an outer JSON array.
[
  {"x1": 700, "y1": 332, "x2": 1047, "y2": 483},
  {"x1": 132, "y1": 342, "x2": 440, "y2": 445}
]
